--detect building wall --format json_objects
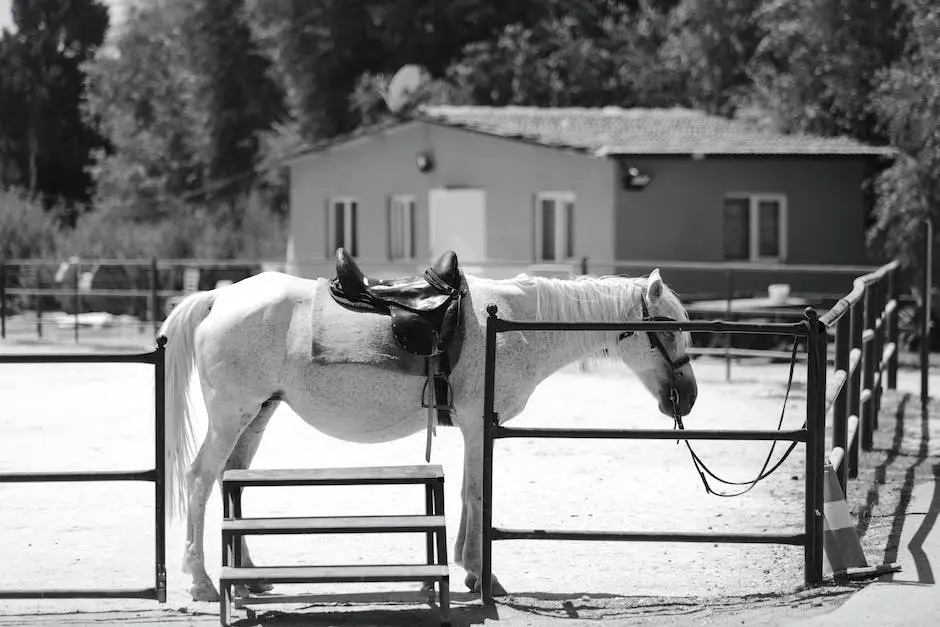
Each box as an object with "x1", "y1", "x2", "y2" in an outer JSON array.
[
  {"x1": 287, "y1": 121, "x2": 616, "y2": 278},
  {"x1": 611, "y1": 157, "x2": 871, "y2": 295},
  {"x1": 614, "y1": 157, "x2": 868, "y2": 263}
]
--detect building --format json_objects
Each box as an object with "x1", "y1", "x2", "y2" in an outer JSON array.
[{"x1": 285, "y1": 106, "x2": 894, "y2": 295}]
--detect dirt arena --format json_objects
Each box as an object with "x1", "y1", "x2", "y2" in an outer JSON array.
[{"x1": 0, "y1": 344, "x2": 933, "y2": 625}]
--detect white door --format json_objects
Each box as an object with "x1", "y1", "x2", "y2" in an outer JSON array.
[{"x1": 428, "y1": 188, "x2": 487, "y2": 262}]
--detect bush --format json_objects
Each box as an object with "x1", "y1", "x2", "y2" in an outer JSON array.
[{"x1": 0, "y1": 189, "x2": 61, "y2": 259}]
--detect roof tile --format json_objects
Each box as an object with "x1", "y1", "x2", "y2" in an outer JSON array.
[{"x1": 419, "y1": 106, "x2": 895, "y2": 157}]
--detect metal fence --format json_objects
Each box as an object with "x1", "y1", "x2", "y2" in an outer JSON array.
[
  {"x1": 0, "y1": 339, "x2": 167, "y2": 601},
  {"x1": 478, "y1": 260, "x2": 905, "y2": 604}
]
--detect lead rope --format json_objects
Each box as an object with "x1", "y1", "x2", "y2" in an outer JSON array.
[{"x1": 673, "y1": 336, "x2": 802, "y2": 497}]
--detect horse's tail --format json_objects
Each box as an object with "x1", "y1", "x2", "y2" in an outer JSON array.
[{"x1": 158, "y1": 290, "x2": 216, "y2": 520}]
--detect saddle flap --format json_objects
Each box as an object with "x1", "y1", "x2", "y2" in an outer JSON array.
[{"x1": 389, "y1": 308, "x2": 438, "y2": 355}]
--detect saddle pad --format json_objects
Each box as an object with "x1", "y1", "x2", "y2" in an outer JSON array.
[{"x1": 310, "y1": 279, "x2": 427, "y2": 376}]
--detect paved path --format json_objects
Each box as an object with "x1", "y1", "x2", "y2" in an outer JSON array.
[{"x1": 791, "y1": 392, "x2": 940, "y2": 627}]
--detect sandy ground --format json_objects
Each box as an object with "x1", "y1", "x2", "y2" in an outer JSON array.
[{"x1": 0, "y1": 341, "x2": 936, "y2": 626}]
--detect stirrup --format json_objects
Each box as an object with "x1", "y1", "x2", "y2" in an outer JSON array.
[{"x1": 421, "y1": 374, "x2": 454, "y2": 411}]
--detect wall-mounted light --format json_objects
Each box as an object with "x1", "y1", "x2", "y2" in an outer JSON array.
[
  {"x1": 622, "y1": 165, "x2": 652, "y2": 190},
  {"x1": 416, "y1": 151, "x2": 435, "y2": 173}
]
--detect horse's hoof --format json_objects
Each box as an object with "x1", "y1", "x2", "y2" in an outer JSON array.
[
  {"x1": 234, "y1": 582, "x2": 271, "y2": 598},
  {"x1": 189, "y1": 581, "x2": 220, "y2": 603},
  {"x1": 464, "y1": 573, "x2": 507, "y2": 596}
]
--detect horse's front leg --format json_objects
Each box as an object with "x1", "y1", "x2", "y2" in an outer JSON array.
[{"x1": 457, "y1": 424, "x2": 507, "y2": 597}]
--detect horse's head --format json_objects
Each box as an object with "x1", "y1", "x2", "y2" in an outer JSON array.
[{"x1": 615, "y1": 269, "x2": 697, "y2": 419}]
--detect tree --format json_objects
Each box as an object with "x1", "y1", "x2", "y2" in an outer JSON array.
[
  {"x1": 246, "y1": 0, "x2": 554, "y2": 140},
  {"x1": 185, "y1": 0, "x2": 286, "y2": 198},
  {"x1": 446, "y1": 1, "x2": 680, "y2": 108},
  {"x1": 0, "y1": 0, "x2": 109, "y2": 220},
  {"x1": 659, "y1": 0, "x2": 764, "y2": 115},
  {"x1": 869, "y1": 0, "x2": 940, "y2": 279},
  {"x1": 83, "y1": 0, "x2": 208, "y2": 220},
  {"x1": 748, "y1": 0, "x2": 908, "y2": 143}
]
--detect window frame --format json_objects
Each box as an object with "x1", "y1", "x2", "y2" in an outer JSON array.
[
  {"x1": 723, "y1": 193, "x2": 788, "y2": 263},
  {"x1": 388, "y1": 194, "x2": 417, "y2": 261},
  {"x1": 328, "y1": 196, "x2": 358, "y2": 257},
  {"x1": 535, "y1": 191, "x2": 576, "y2": 263}
]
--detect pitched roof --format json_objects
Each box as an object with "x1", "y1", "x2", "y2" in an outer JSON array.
[{"x1": 419, "y1": 106, "x2": 895, "y2": 158}]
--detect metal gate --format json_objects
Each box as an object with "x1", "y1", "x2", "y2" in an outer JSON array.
[
  {"x1": 479, "y1": 261, "x2": 901, "y2": 604},
  {"x1": 0, "y1": 338, "x2": 167, "y2": 601}
]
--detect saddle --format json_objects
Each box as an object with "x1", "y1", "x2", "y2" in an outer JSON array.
[{"x1": 328, "y1": 248, "x2": 467, "y2": 426}]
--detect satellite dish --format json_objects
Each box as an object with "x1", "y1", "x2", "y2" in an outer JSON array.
[{"x1": 385, "y1": 65, "x2": 427, "y2": 113}]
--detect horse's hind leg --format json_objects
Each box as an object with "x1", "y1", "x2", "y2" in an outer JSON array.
[
  {"x1": 183, "y1": 396, "x2": 264, "y2": 602},
  {"x1": 217, "y1": 397, "x2": 279, "y2": 594}
]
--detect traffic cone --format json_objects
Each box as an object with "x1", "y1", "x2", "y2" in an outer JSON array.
[
  {"x1": 822, "y1": 461, "x2": 868, "y2": 575},
  {"x1": 822, "y1": 462, "x2": 900, "y2": 580}
]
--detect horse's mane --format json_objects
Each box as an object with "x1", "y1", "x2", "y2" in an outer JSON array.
[
  {"x1": 510, "y1": 273, "x2": 687, "y2": 365},
  {"x1": 514, "y1": 274, "x2": 646, "y2": 323}
]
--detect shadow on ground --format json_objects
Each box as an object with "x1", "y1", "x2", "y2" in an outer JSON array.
[{"x1": 854, "y1": 392, "x2": 940, "y2": 585}]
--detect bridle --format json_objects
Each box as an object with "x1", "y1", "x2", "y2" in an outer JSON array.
[
  {"x1": 617, "y1": 295, "x2": 691, "y2": 428},
  {"x1": 618, "y1": 292, "x2": 801, "y2": 497}
]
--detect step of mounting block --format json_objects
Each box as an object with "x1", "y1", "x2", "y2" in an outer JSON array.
[
  {"x1": 220, "y1": 564, "x2": 449, "y2": 585},
  {"x1": 222, "y1": 515, "x2": 446, "y2": 536},
  {"x1": 222, "y1": 464, "x2": 444, "y2": 487}
]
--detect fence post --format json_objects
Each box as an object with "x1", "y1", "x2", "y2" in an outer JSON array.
[
  {"x1": 887, "y1": 265, "x2": 899, "y2": 389},
  {"x1": 150, "y1": 257, "x2": 160, "y2": 337},
  {"x1": 153, "y1": 336, "x2": 167, "y2": 603},
  {"x1": 481, "y1": 304, "x2": 499, "y2": 606},
  {"x1": 803, "y1": 308, "x2": 826, "y2": 585},
  {"x1": 848, "y1": 302, "x2": 864, "y2": 479},
  {"x1": 35, "y1": 266, "x2": 42, "y2": 340},
  {"x1": 862, "y1": 288, "x2": 875, "y2": 451},
  {"x1": 724, "y1": 269, "x2": 734, "y2": 382},
  {"x1": 580, "y1": 256, "x2": 589, "y2": 276},
  {"x1": 871, "y1": 278, "x2": 884, "y2": 431},
  {"x1": 0, "y1": 258, "x2": 6, "y2": 339},
  {"x1": 73, "y1": 258, "x2": 81, "y2": 344},
  {"x1": 922, "y1": 218, "x2": 933, "y2": 405},
  {"x1": 833, "y1": 315, "x2": 850, "y2": 491}
]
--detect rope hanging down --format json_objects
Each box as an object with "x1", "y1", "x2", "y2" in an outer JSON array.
[{"x1": 674, "y1": 335, "x2": 805, "y2": 497}]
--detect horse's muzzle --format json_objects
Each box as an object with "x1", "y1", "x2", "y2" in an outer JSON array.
[{"x1": 659, "y1": 372, "x2": 697, "y2": 417}]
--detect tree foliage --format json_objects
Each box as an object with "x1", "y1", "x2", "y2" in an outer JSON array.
[
  {"x1": 83, "y1": 0, "x2": 207, "y2": 220},
  {"x1": 660, "y1": 0, "x2": 764, "y2": 115},
  {"x1": 185, "y1": 0, "x2": 286, "y2": 197},
  {"x1": 868, "y1": 0, "x2": 940, "y2": 278},
  {"x1": 0, "y1": 0, "x2": 109, "y2": 219},
  {"x1": 748, "y1": 0, "x2": 908, "y2": 143}
]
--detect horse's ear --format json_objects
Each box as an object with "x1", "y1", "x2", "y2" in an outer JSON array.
[{"x1": 648, "y1": 268, "x2": 664, "y2": 302}]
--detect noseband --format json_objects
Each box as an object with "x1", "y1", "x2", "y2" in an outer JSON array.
[{"x1": 617, "y1": 296, "x2": 690, "y2": 425}]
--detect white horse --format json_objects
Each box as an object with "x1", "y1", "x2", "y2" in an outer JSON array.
[{"x1": 159, "y1": 265, "x2": 697, "y2": 602}]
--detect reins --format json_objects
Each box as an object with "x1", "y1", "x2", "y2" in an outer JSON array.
[
  {"x1": 624, "y1": 297, "x2": 802, "y2": 497},
  {"x1": 675, "y1": 337, "x2": 802, "y2": 497}
]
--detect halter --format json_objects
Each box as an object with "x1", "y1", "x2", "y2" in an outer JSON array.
[{"x1": 617, "y1": 295, "x2": 691, "y2": 427}]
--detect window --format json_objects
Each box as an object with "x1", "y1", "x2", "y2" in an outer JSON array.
[
  {"x1": 536, "y1": 192, "x2": 575, "y2": 262},
  {"x1": 389, "y1": 195, "x2": 416, "y2": 260},
  {"x1": 722, "y1": 194, "x2": 787, "y2": 262},
  {"x1": 329, "y1": 197, "x2": 358, "y2": 256}
]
